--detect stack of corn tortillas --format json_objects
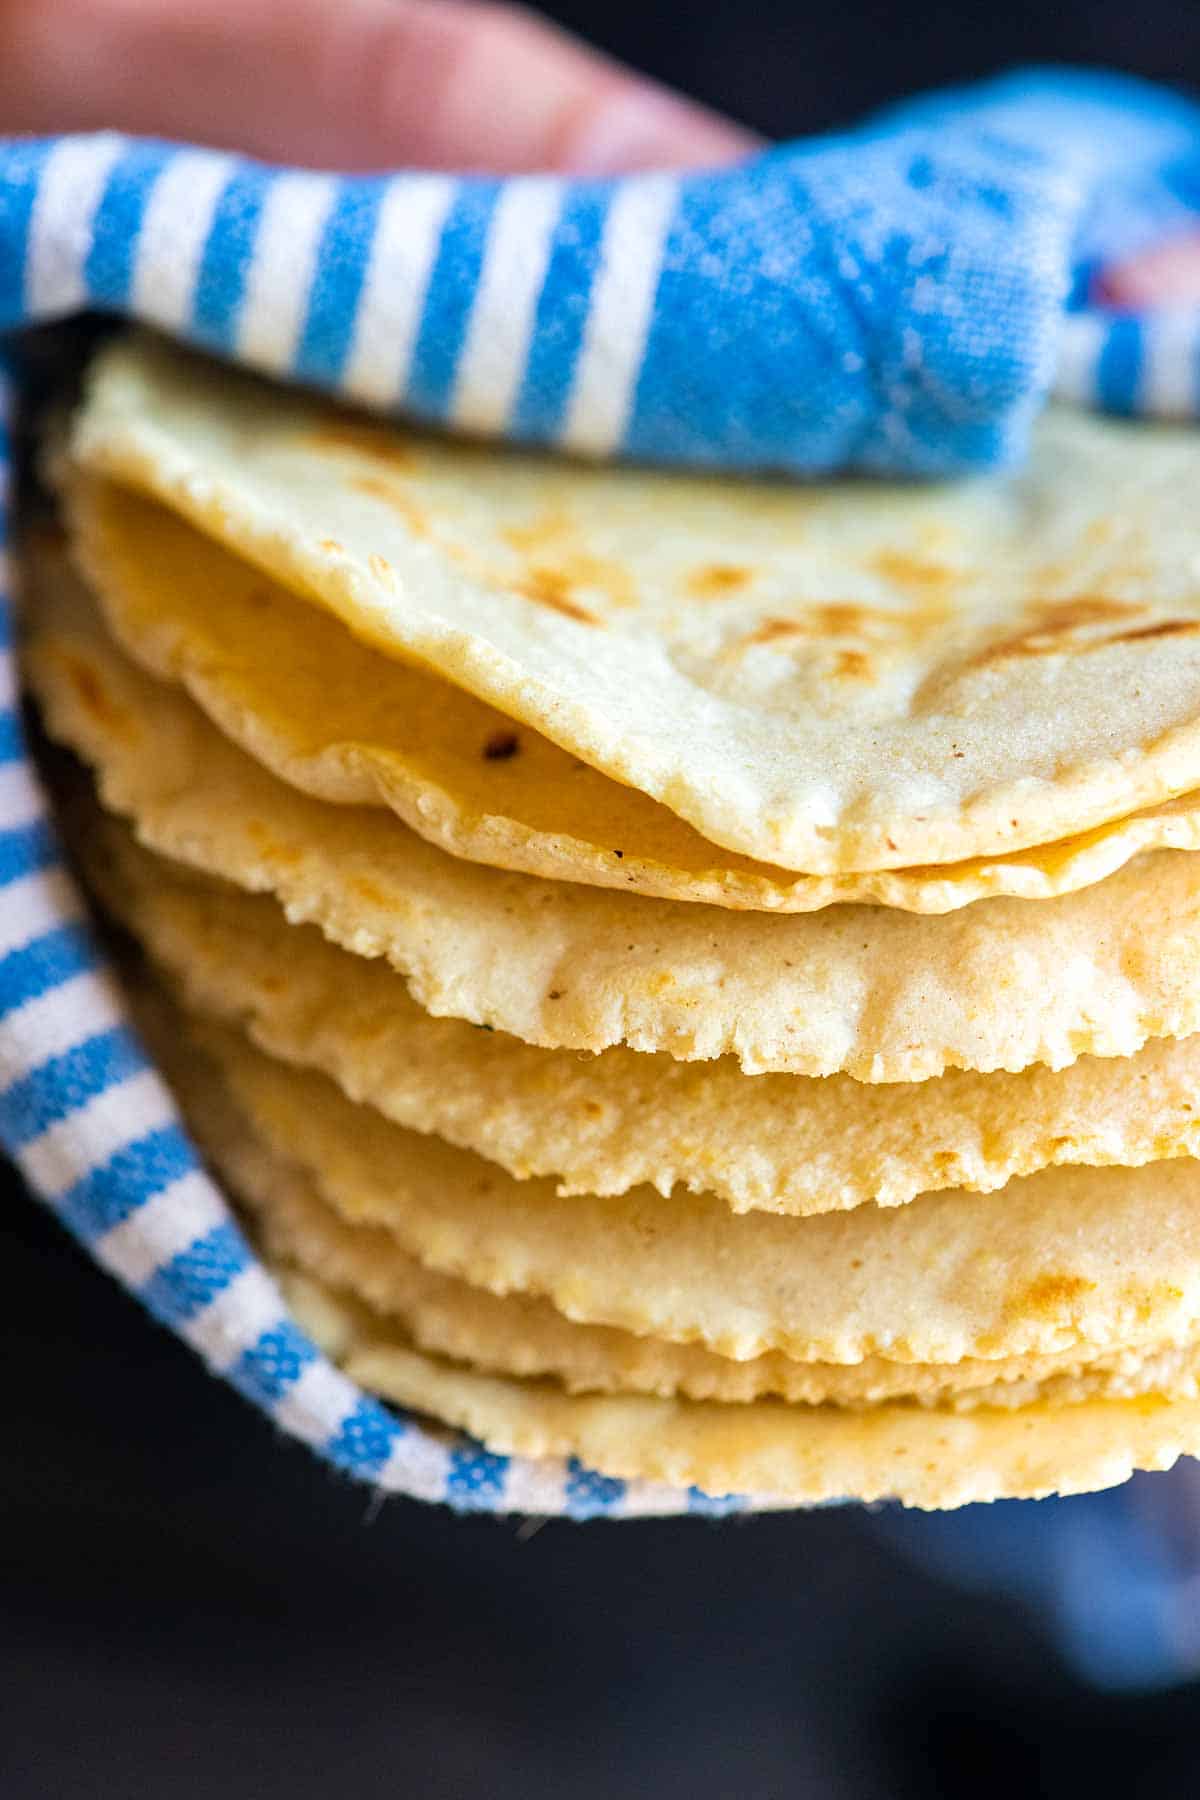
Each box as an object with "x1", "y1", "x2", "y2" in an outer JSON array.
[{"x1": 24, "y1": 332, "x2": 1200, "y2": 1510}]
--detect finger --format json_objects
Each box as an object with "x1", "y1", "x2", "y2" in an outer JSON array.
[
  {"x1": 1098, "y1": 233, "x2": 1200, "y2": 308},
  {"x1": 0, "y1": 0, "x2": 760, "y2": 174}
]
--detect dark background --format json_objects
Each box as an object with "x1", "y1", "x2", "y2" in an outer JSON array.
[
  {"x1": 10, "y1": 5, "x2": 1200, "y2": 1796},
  {"x1": 545, "y1": 0, "x2": 1200, "y2": 142}
]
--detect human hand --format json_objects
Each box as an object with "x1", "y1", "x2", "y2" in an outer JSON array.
[
  {"x1": 1100, "y1": 236, "x2": 1200, "y2": 308},
  {"x1": 0, "y1": 0, "x2": 758, "y2": 175}
]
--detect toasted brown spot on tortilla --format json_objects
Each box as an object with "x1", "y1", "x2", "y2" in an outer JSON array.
[
  {"x1": 968, "y1": 595, "x2": 1158, "y2": 671},
  {"x1": 687, "y1": 562, "x2": 753, "y2": 598},
  {"x1": 1120, "y1": 1279, "x2": 1186, "y2": 1329},
  {"x1": 240, "y1": 818, "x2": 302, "y2": 867},
  {"x1": 1110, "y1": 619, "x2": 1200, "y2": 646},
  {"x1": 835, "y1": 649, "x2": 872, "y2": 679},
  {"x1": 517, "y1": 566, "x2": 601, "y2": 625},
  {"x1": 741, "y1": 616, "x2": 807, "y2": 646},
  {"x1": 1038, "y1": 595, "x2": 1142, "y2": 629},
  {"x1": 502, "y1": 509, "x2": 575, "y2": 556},
  {"x1": 351, "y1": 475, "x2": 429, "y2": 538},
  {"x1": 871, "y1": 550, "x2": 959, "y2": 591},
  {"x1": 815, "y1": 603, "x2": 882, "y2": 637},
  {"x1": 739, "y1": 598, "x2": 950, "y2": 653},
  {"x1": 1006, "y1": 1272, "x2": 1097, "y2": 1322},
  {"x1": 60, "y1": 653, "x2": 136, "y2": 741},
  {"x1": 306, "y1": 419, "x2": 417, "y2": 474},
  {"x1": 501, "y1": 510, "x2": 635, "y2": 611},
  {"x1": 349, "y1": 875, "x2": 390, "y2": 910}
]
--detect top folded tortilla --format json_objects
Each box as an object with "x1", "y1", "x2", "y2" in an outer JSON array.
[
  {"x1": 72, "y1": 335, "x2": 1200, "y2": 875},
  {"x1": 63, "y1": 470, "x2": 1200, "y2": 915}
]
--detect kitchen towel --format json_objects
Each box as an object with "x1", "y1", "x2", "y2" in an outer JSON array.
[{"x1": 4, "y1": 69, "x2": 1200, "y2": 1636}]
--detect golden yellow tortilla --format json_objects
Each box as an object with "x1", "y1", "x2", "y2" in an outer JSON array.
[
  {"x1": 168, "y1": 1011, "x2": 1200, "y2": 1370},
  {"x1": 206, "y1": 1075, "x2": 1195, "y2": 1414},
  {"x1": 26, "y1": 569, "x2": 1200, "y2": 1083},
  {"x1": 286, "y1": 1273, "x2": 1200, "y2": 1510},
  {"x1": 71, "y1": 799, "x2": 1200, "y2": 1218}
]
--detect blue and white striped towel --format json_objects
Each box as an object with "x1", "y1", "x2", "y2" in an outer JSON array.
[{"x1": 5, "y1": 65, "x2": 1200, "y2": 1532}]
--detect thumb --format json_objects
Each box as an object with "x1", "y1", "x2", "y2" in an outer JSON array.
[
  {"x1": 1098, "y1": 233, "x2": 1200, "y2": 308},
  {"x1": 0, "y1": 0, "x2": 760, "y2": 174}
]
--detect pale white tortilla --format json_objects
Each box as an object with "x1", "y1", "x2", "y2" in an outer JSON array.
[{"x1": 64, "y1": 470, "x2": 1200, "y2": 914}]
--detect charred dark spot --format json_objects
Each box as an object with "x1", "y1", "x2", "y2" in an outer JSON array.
[
  {"x1": 547, "y1": 989, "x2": 565, "y2": 1001},
  {"x1": 483, "y1": 730, "x2": 519, "y2": 762}
]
